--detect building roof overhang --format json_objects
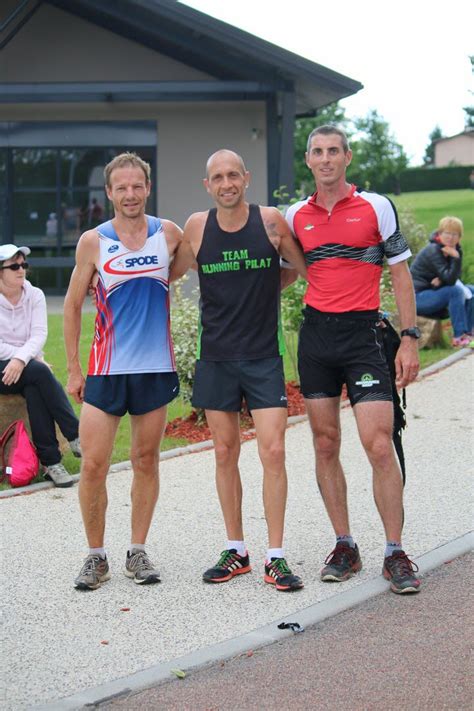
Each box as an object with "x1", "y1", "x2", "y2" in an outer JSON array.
[{"x1": 1, "y1": 0, "x2": 362, "y2": 113}]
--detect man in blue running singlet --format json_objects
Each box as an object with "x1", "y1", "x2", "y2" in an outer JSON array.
[
  {"x1": 171, "y1": 149, "x2": 307, "y2": 592},
  {"x1": 64, "y1": 153, "x2": 182, "y2": 591}
]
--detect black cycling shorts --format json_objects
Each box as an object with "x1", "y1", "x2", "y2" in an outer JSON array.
[
  {"x1": 192, "y1": 357, "x2": 287, "y2": 412},
  {"x1": 84, "y1": 372, "x2": 179, "y2": 416},
  {"x1": 298, "y1": 307, "x2": 392, "y2": 407}
]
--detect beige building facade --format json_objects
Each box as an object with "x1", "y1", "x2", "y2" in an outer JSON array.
[{"x1": 434, "y1": 130, "x2": 474, "y2": 167}]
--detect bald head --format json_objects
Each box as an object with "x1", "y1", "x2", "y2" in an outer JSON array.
[{"x1": 205, "y1": 149, "x2": 246, "y2": 178}]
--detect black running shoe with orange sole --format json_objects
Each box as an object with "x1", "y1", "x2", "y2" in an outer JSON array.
[
  {"x1": 320, "y1": 542, "x2": 362, "y2": 582},
  {"x1": 383, "y1": 550, "x2": 421, "y2": 594},
  {"x1": 264, "y1": 557, "x2": 304, "y2": 592},
  {"x1": 203, "y1": 549, "x2": 251, "y2": 583}
]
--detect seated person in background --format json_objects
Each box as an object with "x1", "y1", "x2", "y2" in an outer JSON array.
[
  {"x1": 0, "y1": 244, "x2": 80, "y2": 487},
  {"x1": 410, "y1": 216, "x2": 473, "y2": 347}
]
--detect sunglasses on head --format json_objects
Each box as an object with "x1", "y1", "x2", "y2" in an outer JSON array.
[{"x1": 0, "y1": 262, "x2": 29, "y2": 271}]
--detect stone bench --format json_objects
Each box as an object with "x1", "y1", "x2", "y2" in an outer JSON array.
[
  {"x1": 416, "y1": 315, "x2": 447, "y2": 349},
  {"x1": 416, "y1": 308, "x2": 449, "y2": 350},
  {"x1": 0, "y1": 394, "x2": 68, "y2": 453},
  {"x1": 385, "y1": 310, "x2": 448, "y2": 350}
]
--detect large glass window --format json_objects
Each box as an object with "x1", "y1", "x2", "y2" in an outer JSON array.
[
  {"x1": 9, "y1": 146, "x2": 156, "y2": 251},
  {"x1": 0, "y1": 148, "x2": 6, "y2": 240}
]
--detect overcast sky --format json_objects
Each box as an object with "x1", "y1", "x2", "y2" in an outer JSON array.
[{"x1": 181, "y1": 0, "x2": 473, "y2": 165}]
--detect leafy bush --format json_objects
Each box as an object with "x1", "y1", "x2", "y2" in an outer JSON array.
[
  {"x1": 400, "y1": 166, "x2": 474, "y2": 193},
  {"x1": 281, "y1": 277, "x2": 306, "y2": 379},
  {"x1": 170, "y1": 276, "x2": 199, "y2": 404},
  {"x1": 380, "y1": 206, "x2": 428, "y2": 315},
  {"x1": 273, "y1": 187, "x2": 307, "y2": 381}
]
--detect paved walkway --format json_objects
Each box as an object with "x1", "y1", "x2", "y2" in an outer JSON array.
[{"x1": 1, "y1": 355, "x2": 472, "y2": 709}]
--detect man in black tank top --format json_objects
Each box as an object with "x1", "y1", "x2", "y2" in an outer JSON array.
[{"x1": 171, "y1": 149, "x2": 307, "y2": 592}]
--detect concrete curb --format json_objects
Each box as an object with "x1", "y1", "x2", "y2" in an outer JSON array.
[
  {"x1": 1, "y1": 349, "x2": 470, "y2": 500},
  {"x1": 33, "y1": 531, "x2": 473, "y2": 710}
]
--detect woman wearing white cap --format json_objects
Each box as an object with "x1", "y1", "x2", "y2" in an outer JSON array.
[{"x1": 0, "y1": 244, "x2": 80, "y2": 487}]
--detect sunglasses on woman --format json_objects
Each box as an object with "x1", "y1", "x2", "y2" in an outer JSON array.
[{"x1": 0, "y1": 262, "x2": 29, "y2": 271}]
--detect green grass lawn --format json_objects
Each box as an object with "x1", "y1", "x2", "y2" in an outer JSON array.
[{"x1": 391, "y1": 189, "x2": 474, "y2": 282}]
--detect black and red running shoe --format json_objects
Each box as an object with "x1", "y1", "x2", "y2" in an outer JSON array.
[
  {"x1": 203, "y1": 549, "x2": 251, "y2": 583},
  {"x1": 264, "y1": 558, "x2": 304, "y2": 591},
  {"x1": 383, "y1": 550, "x2": 421, "y2": 594},
  {"x1": 320, "y1": 542, "x2": 362, "y2": 582}
]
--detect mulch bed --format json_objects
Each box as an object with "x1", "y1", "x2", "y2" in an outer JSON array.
[{"x1": 164, "y1": 381, "x2": 307, "y2": 444}]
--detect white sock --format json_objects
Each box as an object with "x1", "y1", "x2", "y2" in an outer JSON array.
[
  {"x1": 129, "y1": 544, "x2": 146, "y2": 555},
  {"x1": 227, "y1": 540, "x2": 247, "y2": 556},
  {"x1": 89, "y1": 547, "x2": 106, "y2": 559},
  {"x1": 266, "y1": 547, "x2": 284, "y2": 562}
]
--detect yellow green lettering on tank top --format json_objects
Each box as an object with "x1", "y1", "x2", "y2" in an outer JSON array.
[{"x1": 200, "y1": 249, "x2": 273, "y2": 275}]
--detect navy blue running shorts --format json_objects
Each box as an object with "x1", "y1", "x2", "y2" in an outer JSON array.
[
  {"x1": 298, "y1": 307, "x2": 393, "y2": 407},
  {"x1": 192, "y1": 357, "x2": 287, "y2": 412},
  {"x1": 84, "y1": 372, "x2": 179, "y2": 416}
]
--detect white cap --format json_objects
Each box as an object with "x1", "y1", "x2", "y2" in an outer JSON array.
[{"x1": 0, "y1": 244, "x2": 31, "y2": 261}]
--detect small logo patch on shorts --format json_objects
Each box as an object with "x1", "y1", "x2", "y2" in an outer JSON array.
[{"x1": 355, "y1": 373, "x2": 380, "y2": 388}]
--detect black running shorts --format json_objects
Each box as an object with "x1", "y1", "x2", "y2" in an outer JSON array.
[
  {"x1": 192, "y1": 357, "x2": 287, "y2": 411},
  {"x1": 298, "y1": 307, "x2": 392, "y2": 407},
  {"x1": 84, "y1": 372, "x2": 179, "y2": 416}
]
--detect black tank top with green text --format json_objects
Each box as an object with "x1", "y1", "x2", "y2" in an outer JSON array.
[{"x1": 196, "y1": 204, "x2": 284, "y2": 360}]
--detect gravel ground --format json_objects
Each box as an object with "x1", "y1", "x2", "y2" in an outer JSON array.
[
  {"x1": 1, "y1": 355, "x2": 472, "y2": 709},
  {"x1": 103, "y1": 552, "x2": 473, "y2": 711}
]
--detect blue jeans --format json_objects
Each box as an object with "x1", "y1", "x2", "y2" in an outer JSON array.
[{"x1": 416, "y1": 284, "x2": 473, "y2": 337}]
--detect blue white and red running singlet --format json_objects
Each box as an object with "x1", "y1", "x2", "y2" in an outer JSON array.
[{"x1": 87, "y1": 216, "x2": 175, "y2": 376}]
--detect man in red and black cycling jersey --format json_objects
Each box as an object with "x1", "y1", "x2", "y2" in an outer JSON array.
[{"x1": 286, "y1": 125, "x2": 421, "y2": 594}]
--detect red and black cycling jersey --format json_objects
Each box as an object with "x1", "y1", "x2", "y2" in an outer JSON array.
[{"x1": 286, "y1": 185, "x2": 410, "y2": 313}]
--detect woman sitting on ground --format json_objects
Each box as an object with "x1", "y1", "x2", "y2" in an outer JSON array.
[
  {"x1": 410, "y1": 216, "x2": 473, "y2": 348},
  {"x1": 0, "y1": 244, "x2": 80, "y2": 487}
]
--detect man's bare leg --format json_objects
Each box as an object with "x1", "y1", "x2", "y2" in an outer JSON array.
[
  {"x1": 129, "y1": 405, "x2": 167, "y2": 544},
  {"x1": 251, "y1": 407, "x2": 287, "y2": 548},
  {"x1": 205, "y1": 410, "x2": 243, "y2": 540},
  {"x1": 306, "y1": 396, "x2": 362, "y2": 582},
  {"x1": 78, "y1": 403, "x2": 120, "y2": 548},
  {"x1": 253, "y1": 406, "x2": 304, "y2": 591},
  {"x1": 305, "y1": 396, "x2": 351, "y2": 536},
  {"x1": 353, "y1": 400, "x2": 404, "y2": 542}
]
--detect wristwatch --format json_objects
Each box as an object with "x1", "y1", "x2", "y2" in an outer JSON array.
[{"x1": 400, "y1": 327, "x2": 421, "y2": 339}]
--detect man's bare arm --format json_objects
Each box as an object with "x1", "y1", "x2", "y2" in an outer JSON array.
[
  {"x1": 161, "y1": 219, "x2": 183, "y2": 258},
  {"x1": 261, "y1": 206, "x2": 307, "y2": 279},
  {"x1": 280, "y1": 268, "x2": 300, "y2": 290},
  {"x1": 63, "y1": 231, "x2": 98, "y2": 403},
  {"x1": 389, "y1": 260, "x2": 419, "y2": 388},
  {"x1": 169, "y1": 213, "x2": 205, "y2": 283}
]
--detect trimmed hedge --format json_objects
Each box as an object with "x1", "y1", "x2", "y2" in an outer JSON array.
[{"x1": 400, "y1": 166, "x2": 474, "y2": 193}]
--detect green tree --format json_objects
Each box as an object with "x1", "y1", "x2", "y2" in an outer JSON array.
[
  {"x1": 293, "y1": 102, "x2": 349, "y2": 193},
  {"x1": 349, "y1": 109, "x2": 409, "y2": 193},
  {"x1": 463, "y1": 55, "x2": 474, "y2": 127},
  {"x1": 423, "y1": 125, "x2": 444, "y2": 166}
]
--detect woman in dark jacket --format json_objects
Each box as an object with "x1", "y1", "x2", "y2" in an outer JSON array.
[{"x1": 410, "y1": 216, "x2": 473, "y2": 347}]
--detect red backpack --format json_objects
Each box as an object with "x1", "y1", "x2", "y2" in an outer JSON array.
[{"x1": 0, "y1": 420, "x2": 40, "y2": 488}]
